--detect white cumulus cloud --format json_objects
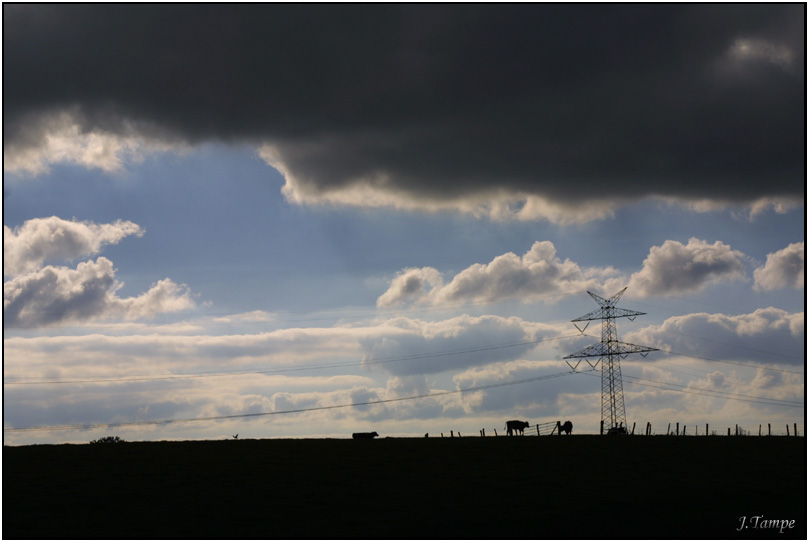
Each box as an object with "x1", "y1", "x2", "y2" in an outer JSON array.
[
  {"x1": 3, "y1": 258, "x2": 195, "y2": 328},
  {"x1": 375, "y1": 267, "x2": 444, "y2": 308},
  {"x1": 626, "y1": 307, "x2": 804, "y2": 365},
  {"x1": 628, "y1": 238, "x2": 747, "y2": 296},
  {"x1": 753, "y1": 242, "x2": 804, "y2": 291},
  {"x1": 378, "y1": 241, "x2": 623, "y2": 307},
  {"x1": 4, "y1": 216, "x2": 144, "y2": 277},
  {"x1": 4, "y1": 216, "x2": 195, "y2": 328}
]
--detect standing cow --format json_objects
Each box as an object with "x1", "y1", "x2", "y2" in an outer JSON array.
[
  {"x1": 505, "y1": 420, "x2": 530, "y2": 436},
  {"x1": 559, "y1": 421, "x2": 573, "y2": 435}
]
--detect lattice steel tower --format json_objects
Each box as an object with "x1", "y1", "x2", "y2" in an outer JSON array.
[{"x1": 564, "y1": 288, "x2": 658, "y2": 434}]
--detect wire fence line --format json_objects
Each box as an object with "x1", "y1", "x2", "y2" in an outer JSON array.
[{"x1": 429, "y1": 420, "x2": 804, "y2": 438}]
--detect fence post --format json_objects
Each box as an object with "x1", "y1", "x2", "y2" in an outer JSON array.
[
  {"x1": 727, "y1": 428, "x2": 731, "y2": 436},
  {"x1": 786, "y1": 424, "x2": 790, "y2": 436},
  {"x1": 706, "y1": 423, "x2": 709, "y2": 436},
  {"x1": 794, "y1": 423, "x2": 797, "y2": 437},
  {"x1": 768, "y1": 423, "x2": 771, "y2": 436},
  {"x1": 537, "y1": 424, "x2": 540, "y2": 436},
  {"x1": 441, "y1": 433, "x2": 444, "y2": 438},
  {"x1": 600, "y1": 420, "x2": 604, "y2": 435},
  {"x1": 631, "y1": 422, "x2": 636, "y2": 435},
  {"x1": 759, "y1": 424, "x2": 761, "y2": 436},
  {"x1": 646, "y1": 422, "x2": 651, "y2": 436},
  {"x1": 494, "y1": 429, "x2": 498, "y2": 437},
  {"x1": 676, "y1": 422, "x2": 679, "y2": 436},
  {"x1": 667, "y1": 423, "x2": 671, "y2": 435},
  {"x1": 450, "y1": 430, "x2": 454, "y2": 438}
]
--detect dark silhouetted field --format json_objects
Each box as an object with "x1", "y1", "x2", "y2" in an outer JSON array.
[{"x1": 3, "y1": 436, "x2": 805, "y2": 539}]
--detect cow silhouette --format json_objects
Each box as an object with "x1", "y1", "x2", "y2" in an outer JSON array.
[
  {"x1": 352, "y1": 432, "x2": 379, "y2": 439},
  {"x1": 505, "y1": 420, "x2": 529, "y2": 436},
  {"x1": 559, "y1": 421, "x2": 573, "y2": 435}
]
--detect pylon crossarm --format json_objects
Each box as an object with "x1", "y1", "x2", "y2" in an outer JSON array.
[
  {"x1": 571, "y1": 308, "x2": 608, "y2": 322},
  {"x1": 564, "y1": 341, "x2": 659, "y2": 359},
  {"x1": 572, "y1": 306, "x2": 646, "y2": 322},
  {"x1": 611, "y1": 308, "x2": 646, "y2": 319},
  {"x1": 563, "y1": 342, "x2": 607, "y2": 358},
  {"x1": 613, "y1": 341, "x2": 658, "y2": 355}
]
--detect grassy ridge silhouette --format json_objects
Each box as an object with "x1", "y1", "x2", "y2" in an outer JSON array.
[{"x1": 4, "y1": 436, "x2": 805, "y2": 539}]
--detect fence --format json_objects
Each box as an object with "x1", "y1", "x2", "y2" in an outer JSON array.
[
  {"x1": 648, "y1": 421, "x2": 803, "y2": 437},
  {"x1": 430, "y1": 421, "x2": 566, "y2": 438},
  {"x1": 427, "y1": 421, "x2": 804, "y2": 437}
]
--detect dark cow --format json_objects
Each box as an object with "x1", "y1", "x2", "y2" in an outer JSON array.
[
  {"x1": 559, "y1": 421, "x2": 573, "y2": 435},
  {"x1": 352, "y1": 432, "x2": 379, "y2": 439},
  {"x1": 505, "y1": 420, "x2": 530, "y2": 436}
]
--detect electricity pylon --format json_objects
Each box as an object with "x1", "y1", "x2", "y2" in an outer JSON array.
[{"x1": 563, "y1": 288, "x2": 658, "y2": 434}]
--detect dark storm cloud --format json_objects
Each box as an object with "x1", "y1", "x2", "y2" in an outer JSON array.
[{"x1": 4, "y1": 4, "x2": 804, "y2": 203}]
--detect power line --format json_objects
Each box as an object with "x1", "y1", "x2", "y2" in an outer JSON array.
[
  {"x1": 576, "y1": 370, "x2": 803, "y2": 408},
  {"x1": 3, "y1": 370, "x2": 577, "y2": 432},
  {"x1": 3, "y1": 295, "x2": 554, "y2": 330},
  {"x1": 577, "y1": 332, "x2": 804, "y2": 375},
  {"x1": 659, "y1": 329, "x2": 802, "y2": 361},
  {"x1": 10, "y1": 364, "x2": 801, "y2": 434},
  {"x1": 5, "y1": 294, "x2": 804, "y2": 436},
  {"x1": 624, "y1": 294, "x2": 752, "y2": 315},
  {"x1": 648, "y1": 360, "x2": 776, "y2": 389},
  {"x1": 624, "y1": 374, "x2": 803, "y2": 407},
  {"x1": 3, "y1": 333, "x2": 580, "y2": 386},
  {"x1": 657, "y1": 347, "x2": 805, "y2": 375}
]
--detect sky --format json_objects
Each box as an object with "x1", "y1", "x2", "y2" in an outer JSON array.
[{"x1": 3, "y1": 4, "x2": 805, "y2": 445}]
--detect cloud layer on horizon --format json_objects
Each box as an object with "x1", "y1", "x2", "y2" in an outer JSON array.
[
  {"x1": 4, "y1": 5, "x2": 804, "y2": 221},
  {"x1": 4, "y1": 303, "x2": 802, "y2": 441}
]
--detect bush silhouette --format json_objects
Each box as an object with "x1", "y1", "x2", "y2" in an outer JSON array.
[{"x1": 90, "y1": 436, "x2": 126, "y2": 444}]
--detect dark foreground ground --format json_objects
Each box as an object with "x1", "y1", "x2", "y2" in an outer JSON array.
[{"x1": 3, "y1": 436, "x2": 806, "y2": 539}]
